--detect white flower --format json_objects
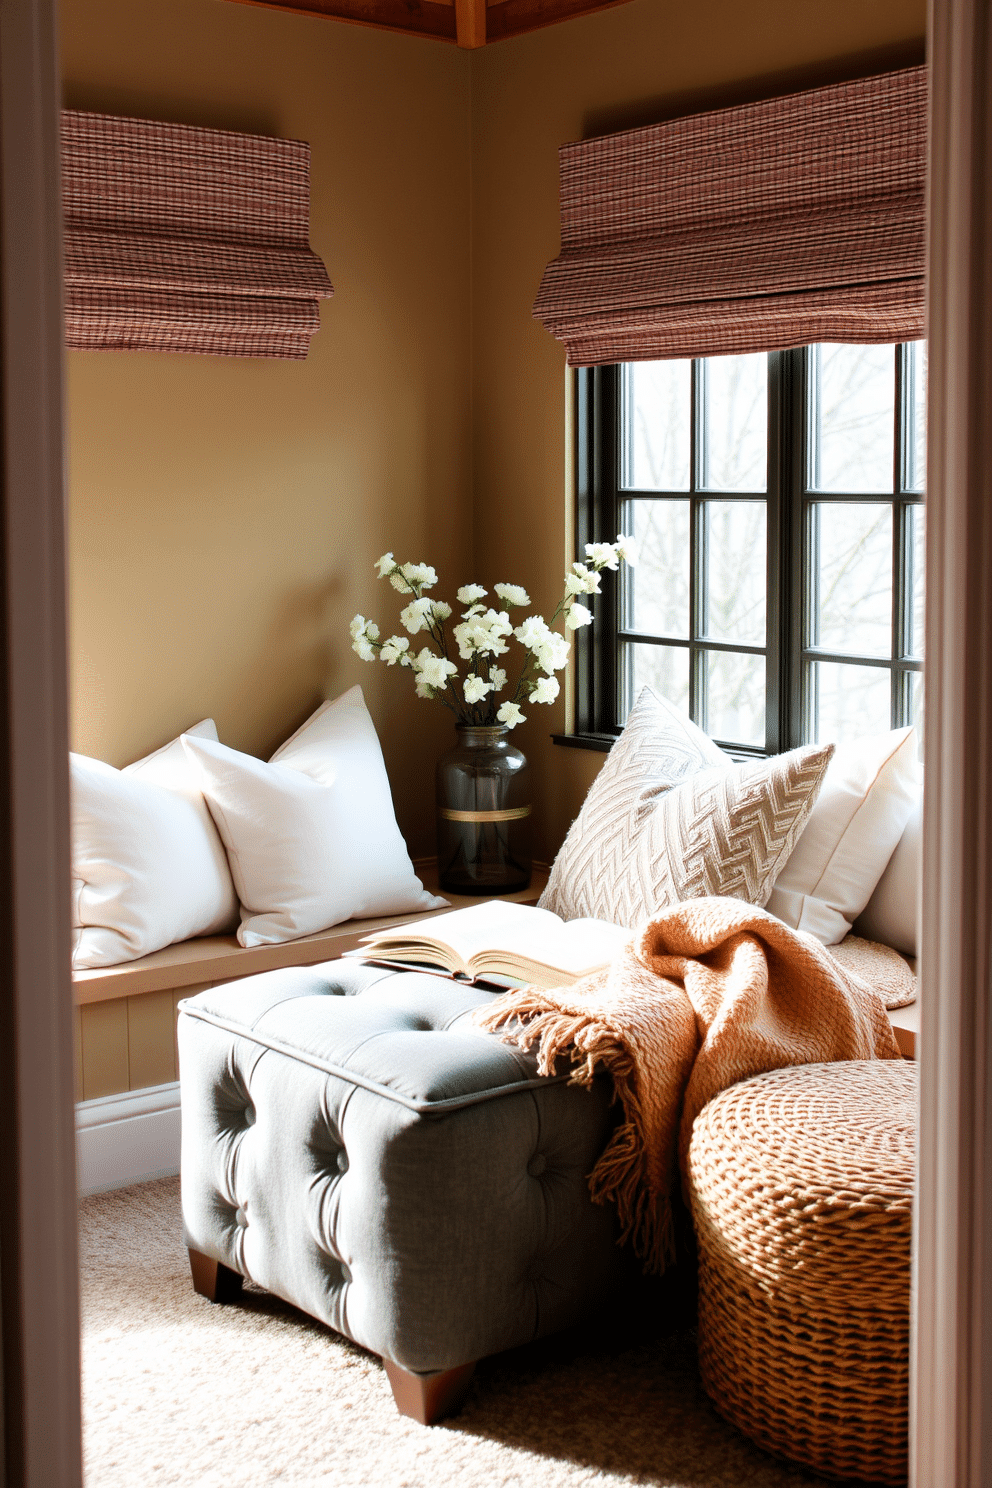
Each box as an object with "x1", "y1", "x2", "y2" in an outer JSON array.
[
  {"x1": 400, "y1": 597, "x2": 435, "y2": 634},
  {"x1": 529, "y1": 675, "x2": 560, "y2": 705},
  {"x1": 463, "y1": 674, "x2": 492, "y2": 705},
  {"x1": 431, "y1": 600, "x2": 452, "y2": 621},
  {"x1": 490, "y1": 668, "x2": 508, "y2": 692},
  {"x1": 350, "y1": 615, "x2": 379, "y2": 660},
  {"x1": 413, "y1": 648, "x2": 458, "y2": 689},
  {"x1": 415, "y1": 675, "x2": 435, "y2": 699},
  {"x1": 461, "y1": 603, "x2": 486, "y2": 618},
  {"x1": 497, "y1": 701, "x2": 525, "y2": 728},
  {"x1": 565, "y1": 562, "x2": 602, "y2": 596},
  {"x1": 565, "y1": 602, "x2": 594, "y2": 630},
  {"x1": 613, "y1": 533, "x2": 638, "y2": 566},
  {"x1": 380, "y1": 635, "x2": 410, "y2": 666},
  {"x1": 585, "y1": 541, "x2": 620, "y2": 570},
  {"x1": 494, "y1": 583, "x2": 531, "y2": 608},
  {"x1": 536, "y1": 632, "x2": 570, "y2": 674},
  {"x1": 400, "y1": 562, "x2": 438, "y2": 590},
  {"x1": 452, "y1": 608, "x2": 513, "y2": 660},
  {"x1": 389, "y1": 571, "x2": 411, "y2": 591},
  {"x1": 374, "y1": 552, "x2": 396, "y2": 578},
  {"x1": 514, "y1": 615, "x2": 552, "y2": 650},
  {"x1": 457, "y1": 584, "x2": 487, "y2": 605}
]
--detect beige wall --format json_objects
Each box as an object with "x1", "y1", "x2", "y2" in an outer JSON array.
[
  {"x1": 470, "y1": 0, "x2": 926, "y2": 861},
  {"x1": 63, "y1": 0, "x2": 927, "y2": 884},
  {"x1": 62, "y1": 0, "x2": 472, "y2": 857}
]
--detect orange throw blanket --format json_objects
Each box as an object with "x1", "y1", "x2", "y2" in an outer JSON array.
[{"x1": 475, "y1": 897, "x2": 906, "y2": 1274}]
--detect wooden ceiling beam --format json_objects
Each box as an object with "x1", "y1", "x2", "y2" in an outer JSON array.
[{"x1": 455, "y1": 0, "x2": 486, "y2": 47}]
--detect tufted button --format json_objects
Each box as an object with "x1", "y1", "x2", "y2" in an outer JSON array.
[
  {"x1": 527, "y1": 1154, "x2": 547, "y2": 1178},
  {"x1": 336, "y1": 1150, "x2": 349, "y2": 1174},
  {"x1": 340, "y1": 1262, "x2": 352, "y2": 1283},
  {"x1": 235, "y1": 1206, "x2": 248, "y2": 1228},
  {"x1": 244, "y1": 1105, "x2": 256, "y2": 1127}
]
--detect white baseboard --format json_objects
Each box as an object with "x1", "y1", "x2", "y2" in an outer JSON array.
[{"x1": 76, "y1": 1080, "x2": 180, "y2": 1197}]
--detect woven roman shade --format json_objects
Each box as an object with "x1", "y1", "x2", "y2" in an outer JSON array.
[
  {"x1": 62, "y1": 110, "x2": 333, "y2": 359},
  {"x1": 533, "y1": 66, "x2": 926, "y2": 366}
]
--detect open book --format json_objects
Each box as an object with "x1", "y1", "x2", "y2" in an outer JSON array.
[{"x1": 356, "y1": 900, "x2": 631, "y2": 989}]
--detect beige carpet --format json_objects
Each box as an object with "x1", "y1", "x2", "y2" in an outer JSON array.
[{"x1": 80, "y1": 1176, "x2": 835, "y2": 1488}]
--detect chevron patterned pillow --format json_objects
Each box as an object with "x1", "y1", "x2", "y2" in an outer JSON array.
[{"x1": 538, "y1": 687, "x2": 729, "y2": 923}]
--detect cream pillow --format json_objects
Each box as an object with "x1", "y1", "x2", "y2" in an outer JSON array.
[
  {"x1": 853, "y1": 783, "x2": 923, "y2": 957},
  {"x1": 603, "y1": 742, "x2": 834, "y2": 928},
  {"x1": 183, "y1": 686, "x2": 445, "y2": 947},
  {"x1": 72, "y1": 719, "x2": 240, "y2": 970},
  {"x1": 539, "y1": 687, "x2": 729, "y2": 922},
  {"x1": 765, "y1": 727, "x2": 919, "y2": 946}
]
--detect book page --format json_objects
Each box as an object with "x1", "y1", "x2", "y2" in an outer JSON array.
[
  {"x1": 470, "y1": 916, "x2": 630, "y2": 980},
  {"x1": 361, "y1": 900, "x2": 566, "y2": 968}
]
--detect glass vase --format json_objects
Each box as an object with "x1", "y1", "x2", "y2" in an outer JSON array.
[{"x1": 436, "y1": 725, "x2": 531, "y2": 894}]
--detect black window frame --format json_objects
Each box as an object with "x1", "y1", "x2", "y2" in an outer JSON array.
[{"x1": 563, "y1": 345, "x2": 924, "y2": 755}]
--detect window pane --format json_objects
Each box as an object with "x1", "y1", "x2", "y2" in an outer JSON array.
[
  {"x1": 699, "y1": 354, "x2": 767, "y2": 492},
  {"x1": 622, "y1": 361, "x2": 691, "y2": 491},
  {"x1": 810, "y1": 344, "x2": 895, "y2": 493},
  {"x1": 909, "y1": 504, "x2": 925, "y2": 659},
  {"x1": 624, "y1": 642, "x2": 690, "y2": 721},
  {"x1": 810, "y1": 661, "x2": 891, "y2": 742},
  {"x1": 624, "y1": 499, "x2": 690, "y2": 637},
  {"x1": 703, "y1": 501, "x2": 766, "y2": 645},
  {"x1": 704, "y1": 651, "x2": 765, "y2": 747},
  {"x1": 906, "y1": 340, "x2": 927, "y2": 493},
  {"x1": 812, "y1": 502, "x2": 892, "y2": 658}
]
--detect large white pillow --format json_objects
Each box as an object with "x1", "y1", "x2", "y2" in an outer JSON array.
[
  {"x1": 182, "y1": 685, "x2": 445, "y2": 947},
  {"x1": 854, "y1": 786, "x2": 922, "y2": 957},
  {"x1": 765, "y1": 727, "x2": 919, "y2": 945},
  {"x1": 72, "y1": 719, "x2": 240, "y2": 970}
]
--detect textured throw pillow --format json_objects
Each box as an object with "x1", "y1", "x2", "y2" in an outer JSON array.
[
  {"x1": 71, "y1": 719, "x2": 240, "y2": 970},
  {"x1": 539, "y1": 687, "x2": 729, "y2": 922},
  {"x1": 853, "y1": 787, "x2": 922, "y2": 957},
  {"x1": 765, "y1": 728, "x2": 919, "y2": 945},
  {"x1": 183, "y1": 685, "x2": 445, "y2": 947},
  {"x1": 600, "y1": 742, "x2": 834, "y2": 928}
]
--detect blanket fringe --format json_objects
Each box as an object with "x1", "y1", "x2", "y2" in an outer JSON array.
[{"x1": 476, "y1": 993, "x2": 673, "y2": 1274}]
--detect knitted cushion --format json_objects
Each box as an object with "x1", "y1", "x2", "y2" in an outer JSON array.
[{"x1": 539, "y1": 687, "x2": 727, "y2": 922}]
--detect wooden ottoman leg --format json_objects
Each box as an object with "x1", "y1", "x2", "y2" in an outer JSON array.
[
  {"x1": 382, "y1": 1358, "x2": 476, "y2": 1425},
  {"x1": 188, "y1": 1247, "x2": 243, "y2": 1304}
]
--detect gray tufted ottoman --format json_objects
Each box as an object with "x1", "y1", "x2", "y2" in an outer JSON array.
[{"x1": 178, "y1": 959, "x2": 626, "y2": 1422}]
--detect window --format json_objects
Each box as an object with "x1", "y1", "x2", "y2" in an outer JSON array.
[{"x1": 574, "y1": 342, "x2": 926, "y2": 753}]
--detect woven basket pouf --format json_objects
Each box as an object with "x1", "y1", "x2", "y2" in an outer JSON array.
[{"x1": 687, "y1": 1060, "x2": 915, "y2": 1485}]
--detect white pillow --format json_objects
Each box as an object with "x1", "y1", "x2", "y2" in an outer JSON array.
[
  {"x1": 765, "y1": 727, "x2": 919, "y2": 945},
  {"x1": 182, "y1": 686, "x2": 445, "y2": 947},
  {"x1": 854, "y1": 786, "x2": 922, "y2": 956},
  {"x1": 72, "y1": 719, "x2": 240, "y2": 970}
]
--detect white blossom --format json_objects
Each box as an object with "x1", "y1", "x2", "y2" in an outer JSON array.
[
  {"x1": 431, "y1": 600, "x2": 452, "y2": 621},
  {"x1": 463, "y1": 674, "x2": 492, "y2": 705},
  {"x1": 497, "y1": 701, "x2": 526, "y2": 728},
  {"x1": 380, "y1": 635, "x2": 410, "y2": 666},
  {"x1": 415, "y1": 675, "x2": 435, "y2": 699},
  {"x1": 413, "y1": 648, "x2": 458, "y2": 689},
  {"x1": 565, "y1": 562, "x2": 602, "y2": 596},
  {"x1": 374, "y1": 552, "x2": 396, "y2": 578},
  {"x1": 513, "y1": 615, "x2": 552, "y2": 650},
  {"x1": 613, "y1": 533, "x2": 638, "y2": 566},
  {"x1": 494, "y1": 582, "x2": 531, "y2": 608},
  {"x1": 452, "y1": 608, "x2": 513, "y2": 660},
  {"x1": 350, "y1": 615, "x2": 379, "y2": 661},
  {"x1": 400, "y1": 597, "x2": 435, "y2": 634},
  {"x1": 400, "y1": 562, "x2": 438, "y2": 590},
  {"x1": 490, "y1": 668, "x2": 508, "y2": 692},
  {"x1": 349, "y1": 614, "x2": 369, "y2": 640},
  {"x1": 514, "y1": 615, "x2": 569, "y2": 674},
  {"x1": 565, "y1": 601, "x2": 594, "y2": 630},
  {"x1": 353, "y1": 637, "x2": 376, "y2": 662},
  {"x1": 585, "y1": 541, "x2": 621, "y2": 570},
  {"x1": 457, "y1": 584, "x2": 487, "y2": 605},
  {"x1": 529, "y1": 675, "x2": 560, "y2": 705}
]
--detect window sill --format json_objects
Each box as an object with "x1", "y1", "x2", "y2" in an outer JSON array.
[{"x1": 551, "y1": 732, "x2": 618, "y2": 753}]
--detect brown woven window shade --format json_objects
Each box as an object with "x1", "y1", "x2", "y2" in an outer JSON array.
[
  {"x1": 62, "y1": 110, "x2": 333, "y2": 360},
  {"x1": 533, "y1": 66, "x2": 926, "y2": 367}
]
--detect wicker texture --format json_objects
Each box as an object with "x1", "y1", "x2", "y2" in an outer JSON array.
[
  {"x1": 533, "y1": 65, "x2": 925, "y2": 366},
  {"x1": 688, "y1": 1061, "x2": 915, "y2": 1484},
  {"x1": 61, "y1": 109, "x2": 333, "y2": 358}
]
